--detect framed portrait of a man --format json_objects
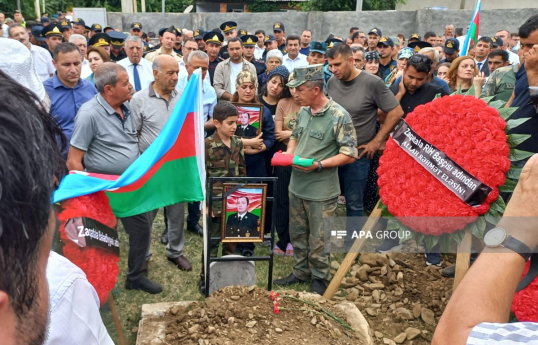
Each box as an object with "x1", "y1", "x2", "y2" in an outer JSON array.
[
  {"x1": 221, "y1": 183, "x2": 267, "y2": 242},
  {"x1": 232, "y1": 103, "x2": 263, "y2": 138}
]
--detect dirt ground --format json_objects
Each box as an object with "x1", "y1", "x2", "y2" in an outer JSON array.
[{"x1": 145, "y1": 251, "x2": 455, "y2": 345}]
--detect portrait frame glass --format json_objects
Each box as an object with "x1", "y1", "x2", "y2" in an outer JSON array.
[
  {"x1": 232, "y1": 103, "x2": 263, "y2": 138},
  {"x1": 221, "y1": 183, "x2": 267, "y2": 243}
]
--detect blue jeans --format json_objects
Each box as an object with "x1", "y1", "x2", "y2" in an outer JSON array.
[{"x1": 340, "y1": 156, "x2": 370, "y2": 248}]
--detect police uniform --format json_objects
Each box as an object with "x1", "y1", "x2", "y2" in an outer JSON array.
[
  {"x1": 108, "y1": 31, "x2": 127, "y2": 62},
  {"x1": 130, "y1": 22, "x2": 149, "y2": 52},
  {"x1": 273, "y1": 22, "x2": 286, "y2": 54},
  {"x1": 204, "y1": 32, "x2": 225, "y2": 85},
  {"x1": 408, "y1": 33, "x2": 421, "y2": 44},
  {"x1": 225, "y1": 212, "x2": 260, "y2": 238},
  {"x1": 41, "y1": 24, "x2": 63, "y2": 56},
  {"x1": 90, "y1": 23, "x2": 103, "y2": 34},
  {"x1": 407, "y1": 41, "x2": 432, "y2": 54},
  {"x1": 377, "y1": 36, "x2": 397, "y2": 79},
  {"x1": 261, "y1": 35, "x2": 276, "y2": 61},
  {"x1": 242, "y1": 34, "x2": 266, "y2": 76},
  {"x1": 236, "y1": 124, "x2": 258, "y2": 137},
  {"x1": 274, "y1": 64, "x2": 359, "y2": 290},
  {"x1": 219, "y1": 21, "x2": 237, "y2": 60}
]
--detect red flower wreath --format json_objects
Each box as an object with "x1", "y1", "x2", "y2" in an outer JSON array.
[
  {"x1": 377, "y1": 95, "x2": 510, "y2": 235},
  {"x1": 512, "y1": 261, "x2": 538, "y2": 321},
  {"x1": 56, "y1": 191, "x2": 120, "y2": 306}
]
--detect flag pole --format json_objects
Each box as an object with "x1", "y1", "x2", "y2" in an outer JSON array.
[{"x1": 461, "y1": 0, "x2": 481, "y2": 56}]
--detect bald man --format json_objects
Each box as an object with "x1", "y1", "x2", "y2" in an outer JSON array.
[{"x1": 130, "y1": 55, "x2": 192, "y2": 271}]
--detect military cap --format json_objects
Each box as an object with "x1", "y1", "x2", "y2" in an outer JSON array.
[
  {"x1": 51, "y1": 14, "x2": 59, "y2": 19},
  {"x1": 391, "y1": 36, "x2": 401, "y2": 47},
  {"x1": 237, "y1": 28, "x2": 248, "y2": 37},
  {"x1": 88, "y1": 33, "x2": 111, "y2": 47},
  {"x1": 491, "y1": 36, "x2": 504, "y2": 48},
  {"x1": 84, "y1": 25, "x2": 91, "y2": 33},
  {"x1": 443, "y1": 38, "x2": 459, "y2": 54},
  {"x1": 163, "y1": 26, "x2": 178, "y2": 36},
  {"x1": 368, "y1": 27, "x2": 382, "y2": 36},
  {"x1": 273, "y1": 22, "x2": 285, "y2": 32},
  {"x1": 220, "y1": 21, "x2": 237, "y2": 33},
  {"x1": 204, "y1": 31, "x2": 224, "y2": 45},
  {"x1": 61, "y1": 11, "x2": 67, "y2": 15},
  {"x1": 398, "y1": 47, "x2": 414, "y2": 60},
  {"x1": 325, "y1": 37, "x2": 343, "y2": 49},
  {"x1": 264, "y1": 34, "x2": 276, "y2": 44},
  {"x1": 377, "y1": 36, "x2": 394, "y2": 47},
  {"x1": 194, "y1": 29, "x2": 206, "y2": 40},
  {"x1": 42, "y1": 24, "x2": 63, "y2": 38},
  {"x1": 408, "y1": 33, "x2": 421, "y2": 42},
  {"x1": 104, "y1": 26, "x2": 115, "y2": 33},
  {"x1": 241, "y1": 34, "x2": 257, "y2": 47},
  {"x1": 158, "y1": 27, "x2": 167, "y2": 37},
  {"x1": 408, "y1": 41, "x2": 432, "y2": 53},
  {"x1": 175, "y1": 28, "x2": 183, "y2": 36},
  {"x1": 60, "y1": 19, "x2": 71, "y2": 29},
  {"x1": 108, "y1": 31, "x2": 127, "y2": 48},
  {"x1": 31, "y1": 26, "x2": 46, "y2": 42},
  {"x1": 40, "y1": 17, "x2": 49, "y2": 23},
  {"x1": 287, "y1": 64, "x2": 324, "y2": 88},
  {"x1": 72, "y1": 18, "x2": 85, "y2": 26},
  {"x1": 309, "y1": 41, "x2": 327, "y2": 54},
  {"x1": 131, "y1": 22, "x2": 143, "y2": 30},
  {"x1": 90, "y1": 23, "x2": 103, "y2": 32}
]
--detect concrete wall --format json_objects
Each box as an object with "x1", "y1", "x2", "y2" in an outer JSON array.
[
  {"x1": 107, "y1": 8, "x2": 538, "y2": 41},
  {"x1": 396, "y1": 0, "x2": 537, "y2": 11}
]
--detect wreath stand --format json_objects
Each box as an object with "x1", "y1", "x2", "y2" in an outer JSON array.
[{"x1": 324, "y1": 200, "x2": 481, "y2": 299}]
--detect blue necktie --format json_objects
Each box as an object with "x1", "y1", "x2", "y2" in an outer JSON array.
[
  {"x1": 133, "y1": 63, "x2": 141, "y2": 92},
  {"x1": 477, "y1": 62, "x2": 483, "y2": 71}
]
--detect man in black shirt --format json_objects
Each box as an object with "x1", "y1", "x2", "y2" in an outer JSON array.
[{"x1": 388, "y1": 54, "x2": 449, "y2": 118}]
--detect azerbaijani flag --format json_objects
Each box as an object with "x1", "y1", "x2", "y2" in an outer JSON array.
[
  {"x1": 461, "y1": 0, "x2": 481, "y2": 56},
  {"x1": 53, "y1": 69, "x2": 206, "y2": 218}
]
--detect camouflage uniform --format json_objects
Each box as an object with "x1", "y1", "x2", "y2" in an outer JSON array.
[
  {"x1": 287, "y1": 65, "x2": 359, "y2": 286},
  {"x1": 480, "y1": 63, "x2": 518, "y2": 103},
  {"x1": 205, "y1": 131, "x2": 246, "y2": 257}
]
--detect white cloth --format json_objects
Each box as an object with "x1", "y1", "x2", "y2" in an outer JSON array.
[
  {"x1": 81, "y1": 58, "x2": 92, "y2": 79},
  {"x1": 229, "y1": 61, "x2": 243, "y2": 94},
  {"x1": 2, "y1": 24, "x2": 8, "y2": 38},
  {"x1": 117, "y1": 57, "x2": 154, "y2": 91},
  {"x1": 176, "y1": 74, "x2": 217, "y2": 136},
  {"x1": 30, "y1": 44, "x2": 55, "y2": 81},
  {"x1": 254, "y1": 45, "x2": 265, "y2": 60},
  {"x1": 282, "y1": 53, "x2": 308, "y2": 72},
  {"x1": 507, "y1": 49, "x2": 520, "y2": 65},
  {"x1": 45, "y1": 251, "x2": 114, "y2": 345},
  {"x1": 178, "y1": 58, "x2": 211, "y2": 84}
]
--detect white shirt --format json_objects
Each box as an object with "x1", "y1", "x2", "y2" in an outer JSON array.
[
  {"x1": 117, "y1": 57, "x2": 154, "y2": 91},
  {"x1": 176, "y1": 74, "x2": 217, "y2": 136},
  {"x1": 30, "y1": 44, "x2": 55, "y2": 81},
  {"x1": 229, "y1": 61, "x2": 244, "y2": 94},
  {"x1": 178, "y1": 58, "x2": 211, "y2": 84},
  {"x1": 81, "y1": 59, "x2": 92, "y2": 79},
  {"x1": 282, "y1": 53, "x2": 308, "y2": 72},
  {"x1": 2, "y1": 24, "x2": 8, "y2": 38},
  {"x1": 45, "y1": 251, "x2": 114, "y2": 345},
  {"x1": 507, "y1": 49, "x2": 520, "y2": 65},
  {"x1": 254, "y1": 45, "x2": 265, "y2": 60}
]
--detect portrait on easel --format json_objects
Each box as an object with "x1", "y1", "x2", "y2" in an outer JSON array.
[{"x1": 221, "y1": 183, "x2": 267, "y2": 242}]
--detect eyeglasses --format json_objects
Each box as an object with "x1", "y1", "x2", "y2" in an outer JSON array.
[{"x1": 409, "y1": 55, "x2": 430, "y2": 63}]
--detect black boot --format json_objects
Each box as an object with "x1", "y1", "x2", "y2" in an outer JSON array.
[{"x1": 274, "y1": 273, "x2": 306, "y2": 286}]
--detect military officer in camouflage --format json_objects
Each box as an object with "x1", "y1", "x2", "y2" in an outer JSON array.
[
  {"x1": 273, "y1": 64, "x2": 358, "y2": 295},
  {"x1": 225, "y1": 196, "x2": 260, "y2": 238},
  {"x1": 480, "y1": 50, "x2": 517, "y2": 103}
]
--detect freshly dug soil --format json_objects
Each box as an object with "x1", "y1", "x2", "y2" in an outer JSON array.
[{"x1": 163, "y1": 285, "x2": 362, "y2": 345}]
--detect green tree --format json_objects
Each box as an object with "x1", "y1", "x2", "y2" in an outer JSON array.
[
  {"x1": 246, "y1": 0, "x2": 281, "y2": 12},
  {"x1": 300, "y1": 0, "x2": 405, "y2": 11}
]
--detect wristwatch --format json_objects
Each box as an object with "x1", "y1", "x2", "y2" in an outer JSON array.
[
  {"x1": 316, "y1": 161, "x2": 323, "y2": 172},
  {"x1": 484, "y1": 227, "x2": 532, "y2": 261}
]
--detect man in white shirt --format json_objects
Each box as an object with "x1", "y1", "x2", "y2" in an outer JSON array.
[
  {"x1": 254, "y1": 29, "x2": 266, "y2": 60},
  {"x1": 282, "y1": 35, "x2": 308, "y2": 72},
  {"x1": 495, "y1": 29, "x2": 520, "y2": 65},
  {"x1": 178, "y1": 38, "x2": 210, "y2": 84},
  {"x1": 213, "y1": 37, "x2": 257, "y2": 100},
  {"x1": 8, "y1": 23, "x2": 55, "y2": 81},
  {"x1": 117, "y1": 35, "x2": 154, "y2": 92},
  {"x1": 69, "y1": 34, "x2": 92, "y2": 79},
  {"x1": 45, "y1": 252, "x2": 114, "y2": 345},
  {"x1": 0, "y1": 12, "x2": 9, "y2": 38}
]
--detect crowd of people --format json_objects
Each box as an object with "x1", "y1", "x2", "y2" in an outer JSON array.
[{"x1": 1, "y1": 8, "x2": 538, "y2": 344}]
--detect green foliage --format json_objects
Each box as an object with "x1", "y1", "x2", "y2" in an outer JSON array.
[
  {"x1": 467, "y1": 216, "x2": 486, "y2": 239},
  {"x1": 300, "y1": 0, "x2": 356, "y2": 12},
  {"x1": 506, "y1": 118, "x2": 531, "y2": 132},
  {"x1": 507, "y1": 134, "x2": 531, "y2": 148},
  {"x1": 362, "y1": 0, "x2": 406, "y2": 11},
  {"x1": 509, "y1": 148, "x2": 534, "y2": 162},
  {"x1": 507, "y1": 165, "x2": 522, "y2": 180},
  {"x1": 498, "y1": 107, "x2": 518, "y2": 120},
  {"x1": 247, "y1": 0, "x2": 282, "y2": 12},
  {"x1": 2, "y1": 0, "x2": 39, "y2": 20}
]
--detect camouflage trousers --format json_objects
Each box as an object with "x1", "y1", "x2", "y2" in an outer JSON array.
[{"x1": 289, "y1": 192, "x2": 337, "y2": 286}]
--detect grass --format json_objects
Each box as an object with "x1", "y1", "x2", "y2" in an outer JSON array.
[{"x1": 107, "y1": 207, "x2": 348, "y2": 345}]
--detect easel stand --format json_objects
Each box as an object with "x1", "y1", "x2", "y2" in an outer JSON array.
[
  {"x1": 107, "y1": 292, "x2": 126, "y2": 345},
  {"x1": 205, "y1": 177, "x2": 278, "y2": 297},
  {"x1": 324, "y1": 200, "x2": 477, "y2": 299}
]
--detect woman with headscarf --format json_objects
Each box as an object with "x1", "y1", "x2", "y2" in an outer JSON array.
[
  {"x1": 231, "y1": 70, "x2": 275, "y2": 256},
  {"x1": 364, "y1": 51, "x2": 383, "y2": 78},
  {"x1": 258, "y1": 49, "x2": 283, "y2": 90}
]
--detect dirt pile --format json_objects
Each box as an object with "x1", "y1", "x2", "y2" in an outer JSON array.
[
  {"x1": 163, "y1": 285, "x2": 365, "y2": 345},
  {"x1": 333, "y1": 252, "x2": 454, "y2": 344}
]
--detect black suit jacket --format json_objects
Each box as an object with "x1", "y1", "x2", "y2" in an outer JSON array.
[
  {"x1": 477, "y1": 59, "x2": 490, "y2": 77},
  {"x1": 226, "y1": 212, "x2": 260, "y2": 238},
  {"x1": 236, "y1": 124, "x2": 258, "y2": 137}
]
